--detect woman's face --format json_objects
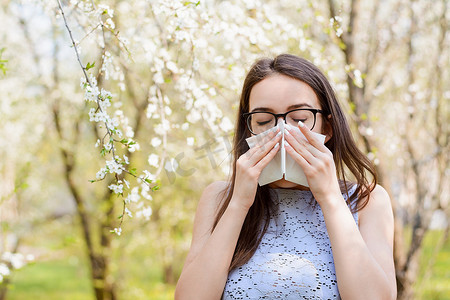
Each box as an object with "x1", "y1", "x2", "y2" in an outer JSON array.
[{"x1": 248, "y1": 73, "x2": 330, "y2": 189}]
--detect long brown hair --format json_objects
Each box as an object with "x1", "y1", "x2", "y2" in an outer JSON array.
[{"x1": 212, "y1": 54, "x2": 377, "y2": 271}]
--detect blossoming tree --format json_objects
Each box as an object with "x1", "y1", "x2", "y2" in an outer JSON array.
[{"x1": 0, "y1": 0, "x2": 447, "y2": 299}]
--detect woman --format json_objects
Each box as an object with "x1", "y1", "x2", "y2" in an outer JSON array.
[{"x1": 175, "y1": 54, "x2": 396, "y2": 299}]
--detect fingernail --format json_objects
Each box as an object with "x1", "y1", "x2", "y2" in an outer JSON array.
[
  {"x1": 285, "y1": 129, "x2": 291, "y2": 136},
  {"x1": 274, "y1": 143, "x2": 279, "y2": 149},
  {"x1": 298, "y1": 121, "x2": 305, "y2": 127},
  {"x1": 276, "y1": 131, "x2": 281, "y2": 137}
]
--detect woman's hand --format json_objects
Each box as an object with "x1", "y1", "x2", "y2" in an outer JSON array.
[
  {"x1": 284, "y1": 121, "x2": 341, "y2": 206},
  {"x1": 231, "y1": 128, "x2": 282, "y2": 210}
]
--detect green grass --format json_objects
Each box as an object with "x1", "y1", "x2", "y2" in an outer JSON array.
[
  {"x1": 6, "y1": 256, "x2": 175, "y2": 300},
  {"x1": 4, "y1": 227, "x2": 448, "y2": 299},
  {"x1": 7, "y1": 259, "x2": 93, "y2": 300},
  {"x1": 415, "y1": 230, "x2": 450, "y2": 300}
]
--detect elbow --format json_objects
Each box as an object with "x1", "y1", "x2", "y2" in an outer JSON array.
[
  {"x1": 386, "y1": 273, "x2": 397, "y2": 300},
  {"x1": 378, "y1": 282, "x2": 397, "y2": 300},
  {"x1": 380, "y1": 278, "x2": 397, "y2": 300},
  {"x1": 388, "y1": 285, "x2": 397, "y2": 300},
  {"x1": 174, "y1": 287, "x2": 184, "y2": 300},
  {"x1": 174, "y1": 280, "x2": 195, "y2": 300},
  {"x1": 175, "y1": 280, "x2": 223, "y2": 300},
  {"x1": 174, "y1": 281, "x2": 185, "y2": 300}
]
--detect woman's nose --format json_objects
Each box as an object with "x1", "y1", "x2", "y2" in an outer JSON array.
[{"x1": 275, "y1": 117, "x2": 285, "y2": 125}]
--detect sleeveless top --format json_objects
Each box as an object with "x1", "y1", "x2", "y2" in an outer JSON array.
[{"x1": 222, "y1": 186, "x2": 359, "y2": 300}]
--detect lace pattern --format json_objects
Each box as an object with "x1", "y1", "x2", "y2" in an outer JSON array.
[{"x1": 222, "y1": 186, "x2": 358, "y2": 300}]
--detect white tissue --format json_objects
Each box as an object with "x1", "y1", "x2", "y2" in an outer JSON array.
[{"x1": 245, "y1": 121, "x2": 326, "y2": 187}]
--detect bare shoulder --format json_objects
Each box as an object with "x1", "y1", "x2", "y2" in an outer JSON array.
[
  {"x1": 195, "y1": 180, "x2": 230, "y2": 237},
  {"x1": 359, "y1": 184, "x2": 393, "y2": 225},
  {"x1": 358, "y1": 184, "x2": 394, "y2": 255},
  {"x1": 181, "y1": 180, "x2": 230, "y2": 270},
  {"x1": 197, "y1": 180, "x2": 230, "y2": 214}
]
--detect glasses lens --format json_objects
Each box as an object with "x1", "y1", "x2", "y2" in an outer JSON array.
[
  {"x1": 286, "y1": 110, "x2": 316, "y2": 130},
  {"x1": 248, "y1": 113, "x2": 276, "y2": 134}
]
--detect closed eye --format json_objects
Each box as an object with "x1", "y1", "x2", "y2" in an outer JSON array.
[
  {"x1": 292, "y1": 118, "x2": 307, "y2": 122},
  {"x1": 256, "y1": 121, "x2": 272, "y2": 126}
]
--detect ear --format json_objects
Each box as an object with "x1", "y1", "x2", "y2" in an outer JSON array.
[{"x1": 323, "y1": 114, "x2": 333, "y2": 143}]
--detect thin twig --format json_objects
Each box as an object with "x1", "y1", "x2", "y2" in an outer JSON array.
[
  {"x1": 76, "y1": 23, "x2": 101, "y2": 46},
  {"x1": 56, "y1": 0, "x2": 91, "y2": 85}
]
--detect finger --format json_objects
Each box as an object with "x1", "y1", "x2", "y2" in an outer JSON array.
[
  {"x1": 284, "y1": 140, "x2": 312, "y2": 171},
  {"x1": 254, "y1": 127, "x2": 280, "y2": 147},
  {"x1": 295, "y1": 135, "x2": 324, "y2": 158},
  {"x1": 245, "y1": 128, "x2": 280, "y2": 159},
  {"x1": 284, "y1": 125, "x2": 321, "y2": 156},
  {"x1": 283, "y1": 127, "x2": 303, "y2": 148},
  {"x1": 254, "y1": 141, "x2": 280, "y2": 171},
  {"x1": 284, "y1": 129, "x2": 320, "y2": 162},
  {"x1": 297, "y1": 121, "x2": 328, "y2": 152},
  {"x1": 248, "y1": 131, "x2": 282, "y2": 165}
]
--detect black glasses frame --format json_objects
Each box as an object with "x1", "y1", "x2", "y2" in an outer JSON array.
[{"x1": 242, "y1": 108, "x2": 325, "y2": 134}]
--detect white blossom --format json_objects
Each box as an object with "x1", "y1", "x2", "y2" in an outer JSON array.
[
  {"x1": 125, "y1": 207, "x2": 133, "y2": 217},
  {"x1": 113, "y1": 227, "x2": 122, "y2": 236},
  {"x1": 181, "y1": 123, "x2": 189, "y2": 131},
  {"x1": 2, "y1": 252, "x2": 25, "y2": 269},
  {"x1": 128, "y1": 143, "x2": 140, "y2": 152},
  {"x1": 136, "y1": 206, "x2": 152, "y2": 220},
  {"x1": 108, "y1": 183, "x2": 123, "y2": 194},
  {"x1": 96, "y1": 167, "x2": 107, "y2": 180},
  {"x1": 151, "y1": 137, "x2": 162, "y2": 147},
  {"x1": 148, "y1": 154, "x2": 159, "y2": 167},
  {"x1": 0, "y1": 264, "x2": 10, "y2": 277},
  {"x1": 219, "y1": 117, "x2": 233, "y2": 132},
  {"x1": 104, "y1": 142, "x2": 112, "y2": 151},
  {"x1": 125, "y1": 187, "x2": 140, "y2": 204},
  {"x1": 106, "y1": 159, "x2": 123, "y2": 175}
]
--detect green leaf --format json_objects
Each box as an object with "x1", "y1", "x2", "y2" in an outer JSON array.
[
  {"x1": 86, "y1": 61, "x2": 95, "y2": 70},
  {"x1": 129, "y1": 168, "x2": 137, "y2": 176},
  {"x1": 118, "y1": 214, "x2": 123, "y2": 219},
  {"x1": 144, "y1": 178, "x2": 152, "y2": 184},
  {"x1": 0, "y1": 48, "x2": 7, "y2": 75},
  {"x1": 338, "y1": 41, "x2": 347, "y2": 50},
  {"x1": 349, "y1": 102, "x2": 356, "y2": 113},
  {"x1": 89, "y1": 179, "x2": 96, "y2": 183},
  {"x1": 100, "y1": 148, "x2": 106, "y2": 156}
]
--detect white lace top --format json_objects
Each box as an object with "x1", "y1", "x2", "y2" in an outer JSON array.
[{"x1": 222, "y1": 186, "x2": 358, "y2": 300}]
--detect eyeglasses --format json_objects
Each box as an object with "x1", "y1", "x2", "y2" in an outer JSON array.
[{"x1": 242, "y1": 108, "x2": 325, "y2": 135}]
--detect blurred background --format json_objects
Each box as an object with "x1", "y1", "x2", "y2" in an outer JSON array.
[{"x1": 0, "y1": 0, "x2": 448, "y2": 299}]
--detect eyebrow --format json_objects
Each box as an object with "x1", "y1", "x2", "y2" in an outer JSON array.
[{"x1": 250, "y1": 103, "x2": 314, "y2": 112}]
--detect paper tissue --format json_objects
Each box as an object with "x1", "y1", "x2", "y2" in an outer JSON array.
[{"x1": 245, "y1": 121, "x2": 326, "y2": 186}]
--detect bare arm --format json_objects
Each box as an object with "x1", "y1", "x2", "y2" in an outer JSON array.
[
  {"x1": 175, "y1": 181, "x2": 251, "y2": 300},
  {"x1": 285, "y1": 122, "x2": 396, "y2": 299},
  {"x1": 175, "y1": 128, "x2": 282, "y2": 299},
  {"x1": 320, "y1": 185, "x2": 396, "y2": 300}
]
